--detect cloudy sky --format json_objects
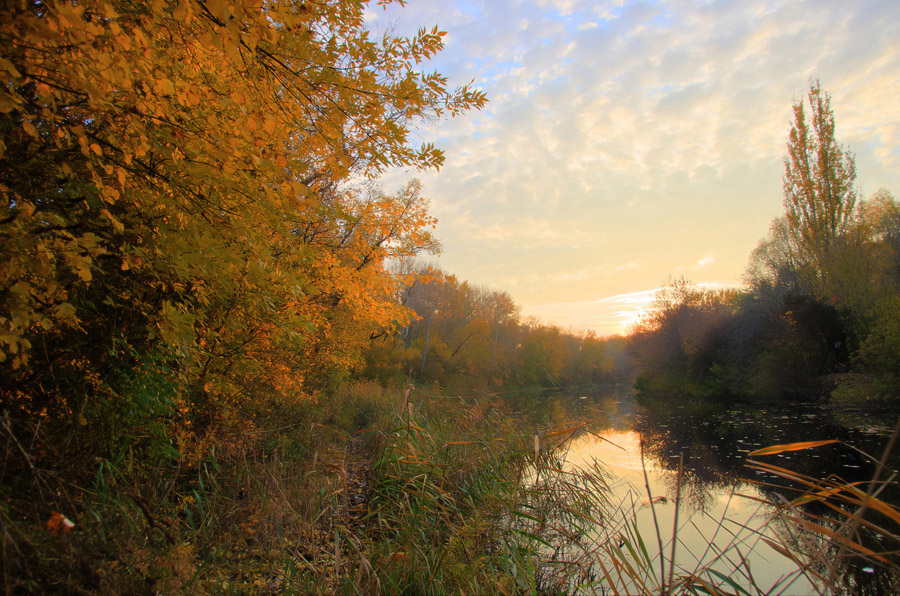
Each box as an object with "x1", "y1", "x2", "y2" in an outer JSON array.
[{"x1": 365, "y1": 0, "x2": 900, "y2": 336}]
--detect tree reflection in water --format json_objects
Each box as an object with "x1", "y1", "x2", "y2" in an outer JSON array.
[
  {"x1": 633, "y1": 395, "x2": 900, "y2": 595},
  {"x1": 501, "y1": 387, "x2": 900, "y2": 594}
]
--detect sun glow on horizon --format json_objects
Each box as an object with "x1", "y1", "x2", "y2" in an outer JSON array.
[
  {"x1": 522, "y1": 282, "x2": 745, "y2": 337},
  {"x1": 367, "y1": 0, "x2": 900, "y2": 334}
]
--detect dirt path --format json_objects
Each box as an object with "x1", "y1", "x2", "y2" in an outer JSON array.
[{"x1": 339, "y1": 432, "x2": 379, "y2": 528}]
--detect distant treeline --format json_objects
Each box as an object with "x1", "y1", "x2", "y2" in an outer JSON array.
[
  {"x1": 629, "y1": 81, "x2": 900, "y2": 403},
  {"x1": 362, "y1": 260, "x2": 631, "y2": 390}
]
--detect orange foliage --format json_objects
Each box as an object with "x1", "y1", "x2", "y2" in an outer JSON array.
[{"x1": 1, "y1": 0, "x2": 484, "y2": 434}]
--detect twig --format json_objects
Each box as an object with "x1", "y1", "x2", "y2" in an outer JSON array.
[
  {"x1": 1, "y1": 414, "x2": 47, "y2": 505},
  {"x1": 125, "y1": 491, "x2": 176, "y2": 545}
]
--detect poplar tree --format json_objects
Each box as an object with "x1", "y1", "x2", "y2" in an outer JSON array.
[{"x1": 782, "y1": 79, "x2": 858, "y2": 287}]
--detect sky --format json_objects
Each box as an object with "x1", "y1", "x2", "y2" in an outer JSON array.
[{"x1": 365, "y1": 0, "x2": 900, "y2": 336}]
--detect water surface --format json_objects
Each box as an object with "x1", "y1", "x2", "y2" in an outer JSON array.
[{"x1": 501, "y1": 386, "x2": 900, "y2": 594}]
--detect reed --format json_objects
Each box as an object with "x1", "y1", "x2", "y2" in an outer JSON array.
[
  {"x1": 5, "y1": 378, "x2": 898, "y2": 595},
  {"x1": 742, "y1": 423, "x2": 900, "y2": 595}
]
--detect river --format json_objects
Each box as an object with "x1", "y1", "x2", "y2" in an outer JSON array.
[{"x1": 500, "y1": 385, "x2": 900, "y2": 595}]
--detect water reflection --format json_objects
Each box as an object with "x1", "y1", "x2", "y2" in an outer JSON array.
[
  {"x1": 499, "y1": 386, "x2": 900, "y2": 594},
  {"x1": 631, "y1": 398, "x2": 900, "y2": 596},
  {"x1": 565, "y1": 429, "x2": 815, "y2": 594}
]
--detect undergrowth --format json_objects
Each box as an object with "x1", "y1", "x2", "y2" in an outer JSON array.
[{"x1": 3, "y1": 378, "x2": 899, "y2": 595}]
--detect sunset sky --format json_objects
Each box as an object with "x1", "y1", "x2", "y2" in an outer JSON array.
[{"x1": 366, "y1": 0, "x2": 900, "y2": 336}]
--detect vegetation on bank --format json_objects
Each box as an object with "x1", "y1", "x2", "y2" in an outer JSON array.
[
  {"x1": 2, "y1": 0, "x2": 899, "y2": 594},
  {"x1": 629, "y1": 81, "x2": 900, "y2": 404},
  {"x1": 1, "y1": 381, "x2": 537, "y2": 593},
  {"x1": 0, "y1": 1, "x2": 623, "y2": 592},
  {"x1": 364, "y1": 261, "x2": 631, "y2": 391}
]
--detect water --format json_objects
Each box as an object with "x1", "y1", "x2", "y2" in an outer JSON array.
[{"x1": 500, "y1": 386, "x2": 900, "y2": 594}]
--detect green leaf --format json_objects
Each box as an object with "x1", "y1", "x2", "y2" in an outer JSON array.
[{"x1": 57, "y1": 303, "x2": 76, "y2": 318}]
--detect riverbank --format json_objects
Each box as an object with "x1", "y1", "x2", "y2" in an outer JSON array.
[
  {"x1": 3, "y1": 382, "x2": 542, "y2": 593},
  {"x1": 5, "y1": 380, "x2": 900, "y2": 594}
]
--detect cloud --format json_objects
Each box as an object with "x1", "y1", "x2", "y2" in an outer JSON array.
[
  {"x1": 694, "y1": 254, "x2": 716, "y2": 269},
  {"x1": 366, "y1": 0, "x2": 900, "y2": 333}
]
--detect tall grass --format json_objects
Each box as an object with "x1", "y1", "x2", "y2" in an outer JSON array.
[
  {"x1": 743, "y1": 425, "x2": 900, "y2": 595},
  {"x1": 4, "y1": 378, "x2": 898, "y2": 594}
]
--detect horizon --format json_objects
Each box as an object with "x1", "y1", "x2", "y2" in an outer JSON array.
[{"x1": 365, "y1": 0, "x2": 900, "y2": 336}]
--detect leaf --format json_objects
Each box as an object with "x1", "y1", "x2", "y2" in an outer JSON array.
[
  {"x1": 22, "y1": 119, "x2": 38, "y2": 138},
  {"x1": 46, "y1": 511, "x2": 75, "y2": 535},
  {"x1": 760, "y1": 536, "x2": 797, "y2": 560},
  {"x1": 75, "y1": 262, "x2": 92, "y2": 282},
  {"x1": 511, "y1": 528, "x2": 551, "y2": 547},
  {"x1": 0, "y1": 57, "x2": 21, "y2": 77},
  {"x1": 705, "y1": 568, "x2": 752, "y2": 596},
  {"x1": 100, "y1": 208, "x2": 124, "y2": 232},
  {"x1": 792, "y1": 482, "x2": 865, "y2": 506},
  {"x1": 748, "y1": 440, "x2": 839, "y2": 456},
  {"x1": 844, "y1": 485, "x2": 900, "y2": 527},
  {"x1": 546, "y1": 422, "x2": 587, "y2": 438},
  {"x1": 57, "y1": 303, "x2": 76, "y2": 318}
]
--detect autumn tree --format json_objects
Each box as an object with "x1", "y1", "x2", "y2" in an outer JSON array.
[
  {"x1": 782, "y1": 79, "x2": 858, "y2": 289},
  {"x1": 0, "y1": 0, "x2": 484, "y2": 430},
  {"x1": 856, "y1": 188, "x2": 900, "y2": 278}
]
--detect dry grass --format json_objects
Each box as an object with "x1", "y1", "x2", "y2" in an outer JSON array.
[{"x1": 4, "y1": 381, "x2": 898, "y2": 595}]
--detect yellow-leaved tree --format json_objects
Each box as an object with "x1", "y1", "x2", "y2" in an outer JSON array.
[{"x1": 0, "y1": 0, "x2": 484, "y2": 435}]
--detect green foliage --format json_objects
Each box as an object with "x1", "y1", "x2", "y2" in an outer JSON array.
[
  {"x1": 634, "y1": 83, "x2": 899, "y2": 406},
  {"x1": 366, "y1": 394, "x2": 525, "y2": 593},
  {"x1": 849, "y1": 294, "x2": 900, "y2": 400},
  {"x1": 89, "y1": 350, "x2": 181, "y2": 463}
]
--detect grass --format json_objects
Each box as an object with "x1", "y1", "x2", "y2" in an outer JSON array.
[
  {"x1": 743, "y1": 424, "x2": 900, "y2": 595},
  {"x1": 3, "y1": 381, "x2": 899, "y2": 594}
]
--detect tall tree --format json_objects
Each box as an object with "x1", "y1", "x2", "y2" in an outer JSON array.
[
  {"x1": 782, "y1": 79, "x2": 858, "y2": 287},
  {"x1": 0, "y1": 0, "x2": 485, "y2": 428}
]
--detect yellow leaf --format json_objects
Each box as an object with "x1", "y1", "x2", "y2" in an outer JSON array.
[
  {"x1": 748, "y1": 440, "x2": 839, "y2": 457},
  {"x1": 90, "y1": 143, "x2": 102, "y2": 155},
  {"x1": 75, "y1": 263, "x2": 92, "y2": 282},
  {"x1": 172, "y1": 1, "x2": 191, "y2": 23},
  {"x1": 57, "y1": 303, "x2": 77, "y2": 318},
  {"x1": 100, "y1": 208, "x2": 124, "y2": 232},
  {"x1": 0, "y1": 57, "x2": 21, "y2": 77},
  {"x1": 155, "y1": 78, "x2": 175, "y2": 95},
  {"x1": 546, "y1": 423, "x2": 587, "y2": 438},
  {"x1": 116, "y1": 34, "x2": 131, "y2": 51},
  {"x1": 22, "y1": 119, "x2": 38, "y2": 138}
]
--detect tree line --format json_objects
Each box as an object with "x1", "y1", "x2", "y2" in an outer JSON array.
[
  {"x1": 362, "y1": 260, "x2": 630, "y2": 389},
  {"x1": 629, "y1": 80, "x2": 900, "y2": 403}
]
